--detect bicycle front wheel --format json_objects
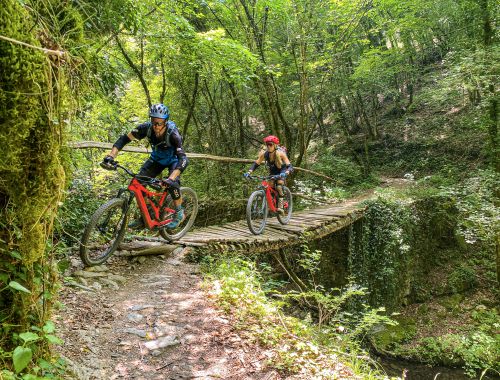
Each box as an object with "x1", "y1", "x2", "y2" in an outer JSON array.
[
  {"x1": 79, "y1": 198, "x2": 129, "y2": 266},
  {"x1": 159, "y1": 187, "x2": 198, "y2": 242},
  {"x1": 246, "y1": 190, "x2": 268, "y2": 235},
  {"x1": 277, "y1": 186, "x2": 293, "y2": 225}
]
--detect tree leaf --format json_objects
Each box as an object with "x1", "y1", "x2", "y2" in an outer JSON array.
[
  {"x1": 19, "y1": 332, "x2": 39, "y2": 343},
  {"x1": 42, "y1": 321, "x2": 55, "y2": 334},
  {"x1": 13, "y1": 346, "x2": 32, "y2": 373},
  {"x1": 9, "y1": 281, "x2": 31, "y2": 294},
  {"x1": 44, "y1": 334, "x2": 63, "y2": 345}
]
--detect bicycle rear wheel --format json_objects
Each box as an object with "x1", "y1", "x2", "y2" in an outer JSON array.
[
  {"x1": 159, "y1": 187, "x2": 198, "y2": 242},
  {"x1": 277, "y1": 186, "x2": 293, "y2": 225},
  {"x1": 79, "y1": 198, "x2": 129, "y2": 266},
  {"x1": 246, "y1": 190, "x2": 268, "y2": 235}
]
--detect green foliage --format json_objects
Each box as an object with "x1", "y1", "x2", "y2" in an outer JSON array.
[
  {"x1": 203, "y1": 254, "x2": 396, "y2": 379},
  {"x1": 414, "y1": 332, "x2": 500, "y2": 377},
  {"x1": 441, "y1": 170, "x2": 499, "y2": 251},
  {"x1": 55, "y1": 177, "x2": 107, "y2": 246},
  {"x1": 348, "y1": 199, "x2": 415, "y2": 310},
  {"x1": 447, "y1": 265, "x2": 478, "y2": 293},
  {"x1": 0, "y1": 321, "x2": 64, "y2": 378}
]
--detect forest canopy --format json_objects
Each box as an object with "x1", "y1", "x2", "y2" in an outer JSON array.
[{"x1": 0, "y1": 0, "x2": 497, "y2": 377}]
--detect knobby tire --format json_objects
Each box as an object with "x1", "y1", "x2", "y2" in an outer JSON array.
[
  {"x1": 159, "y1": 187, "x2": 198, "y2": 242},
  {"x1": 79, "y1": 198, "x2": 129, "y2": 266},
  {"x1": 246, "y1": 190, "x2": 268, "y2": 235},
  {"x1": 277, "y1": 186, "x2": 293, "y2": 225}
]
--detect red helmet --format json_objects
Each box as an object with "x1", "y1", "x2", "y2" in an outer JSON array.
[{"x1": 263, "y1": 135, "x2": 279, "y2": 145}]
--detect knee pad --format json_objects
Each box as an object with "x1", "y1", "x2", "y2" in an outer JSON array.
[
  {"x1": 168, "y1": 181, "x2": 181, "y2": 200},
  {"x1": 276, "y1": 184, "x2": 284, "y2": 196}
]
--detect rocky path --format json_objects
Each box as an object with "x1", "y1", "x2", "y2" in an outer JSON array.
[{"x1": 55, "y1": 249, "x2": 282, "y2": 380}]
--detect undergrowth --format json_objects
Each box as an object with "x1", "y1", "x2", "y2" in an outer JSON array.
[{"x1": 202, "y1": 252, "x2": 400, "y2": 380}]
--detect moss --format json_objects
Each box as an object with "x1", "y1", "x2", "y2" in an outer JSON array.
[
  {"x1": 371, "y1": 316, "x2": 417, "y2": 352},
  {"x1": 438, "y1": 294, "x2": 464, "y2": 311},
  {"x1": 0, "y1": 0, "x2": 73, "y2": 367}
]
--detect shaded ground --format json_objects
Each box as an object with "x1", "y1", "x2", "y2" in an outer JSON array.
[{"x1": 55, "y1": 249, "x2": 282, "y2": 380}]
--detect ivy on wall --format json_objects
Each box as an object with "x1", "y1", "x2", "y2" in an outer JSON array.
[
  {"x1": 348, "y1": 196, "x2": 460, "y2": 311},
  {"x1": 348, "y1": 200, "x2": 416, "y2": 310}
]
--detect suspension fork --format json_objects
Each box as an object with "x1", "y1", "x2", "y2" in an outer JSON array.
[{"x1": 112, "y1": 188, "x2": 135, "y2": 222}]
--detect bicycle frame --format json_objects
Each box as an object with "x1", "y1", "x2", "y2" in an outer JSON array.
[
  {"x1": 127, "y1": 178, "x2": 175, "y2": 229},
  {"x1": 255, "y1": 176, "x2": 288, "y2": 214},
  {"x1": 259, "y1": 180, "x2": 279, "y2": 213}
]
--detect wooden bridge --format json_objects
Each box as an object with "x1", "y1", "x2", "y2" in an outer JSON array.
[{"x1": 174, "y1": 196, "x2": 369, "y2": 254}]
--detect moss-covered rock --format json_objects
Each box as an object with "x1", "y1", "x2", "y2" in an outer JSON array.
[
  {"x1": 438, "y1": 294, "x2": 464, "y2": 311},
  {"x1": 370, "y1": 316, "x2": 417, "y2": 352}
]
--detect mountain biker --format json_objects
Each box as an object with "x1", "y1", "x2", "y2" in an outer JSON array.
[
  {"x1": 244, "y1": 135, "x2": 293, "y2": 214},
  {"x1": 102, "y1": 103, "x2": 188, "y2": 229}
]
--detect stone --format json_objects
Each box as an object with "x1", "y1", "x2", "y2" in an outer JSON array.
[
  {"x1": 151, "y1": 350, "x2": 162, "y2": 357},
  {"x1": 123, "y1": 328, "x2": 147, "y2": 338},
  {"x1": 70, "y1": 258, "x2": 81, "y2": 268},
  {"x1": 107, "y1": 274, "x2": 126, "y2": 284},
  {"x1": 100, "y1": 278, "x2": 119, "y2": 290},
  {"x1": 438, "y1": 294, "x2": 464, "y2": 311},
  {"x1": 129, "y1": 304, "x2": 155, "y2": 311},
  {"x1": 127, "y1": 313, "x2": 144, "y2": 323},
  {"x1": 370, "y1": 316, "x2": 417, "y2": 352},
  {"x1": 144, "y1": 335, "x2": 179, "y2": 350},
  {"x1": 86, "y1": 265, "x2": 109, "y2": 272},
  {"x1": 73, "y1": 270, "x2": 108, "y2": 279},
  {"x1": 137, "y1": 256, "x2": 147, "y2": 264},
  {"x1": 143, "y1": 281, "x2": 170, "y2": 288},
  {"x1": 91, "y1": 282, "x2": 102, "y2": 291}
]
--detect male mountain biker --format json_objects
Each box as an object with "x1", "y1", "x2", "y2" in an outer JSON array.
[
  {"x1": 102, "y1": 103, "x2": 188, "y2": 229},
  {"x1": 244, "y1": 135, "x2": 293, "y2": 214}
]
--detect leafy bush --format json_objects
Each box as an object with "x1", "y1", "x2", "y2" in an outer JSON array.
[
  {"x1": 55, "y1": 178, "x2": 104, "y2": 247},
  {"x1": 447, "y1": 265, "x2": 478, "y2": 293},
  {"x1": 415, "y1": 332, "x2": 500, "y2": 377}
]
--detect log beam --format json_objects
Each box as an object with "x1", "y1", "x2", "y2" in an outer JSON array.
[{"x1": 69, "y1": 141, "x2": 335, "y2": 181}]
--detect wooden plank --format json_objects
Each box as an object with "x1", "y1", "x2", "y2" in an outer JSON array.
[
  {"x1": 263, "y1": 226, "x2": 299, "y2": 238},
  {"x1": 265, "y1": 223, "x2": 305, "y2": 234},
  {"x1": 220, "y1": 223, "x2": 254, "y2": 234},
  {"x1": 206, "y1": 225, "x2": 248, "y2": 236}
]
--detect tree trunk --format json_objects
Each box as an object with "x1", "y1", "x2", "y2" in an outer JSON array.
[
  {"x1": 227, "y1": 78, "x2": 246, "y2": 157},
  {"x1": 115, "y1": 36, "x2": 152, "y2": 107},
  {"x1": 182, "y1": 72, "x2": 199, "y2": 140}
]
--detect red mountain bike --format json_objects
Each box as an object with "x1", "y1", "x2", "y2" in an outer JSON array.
[
  {"x1": 79, "y1": 162, "x2": 198, "y2": 266},
  {"x1": 245, "y1": 175, "x2": 293, "y2": 235}
]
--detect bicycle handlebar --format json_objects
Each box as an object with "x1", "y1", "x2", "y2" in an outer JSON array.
[
  {"x1": 246, "y1": 174, "x2": 283, "y2": 181},
  {"x1": 100, "y1": 161, "x2": 165, "y2": 189}
]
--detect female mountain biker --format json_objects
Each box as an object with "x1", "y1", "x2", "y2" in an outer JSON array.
[
  {"x1": 102, "y1": 103, "x2": 187, "y2": 229},
  {"x1": 244, "y1": 135, "x2": 293, "y2": 214}
]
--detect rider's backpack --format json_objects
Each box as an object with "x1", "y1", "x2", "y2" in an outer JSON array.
[
  {"x1": 264, "y1": 145, "x2": 289, "y2": 163},
  {"x1": 277, "y1": 145, "x2": 289, "y2": 159},
  {"x1": 146, "y1": 121, "x2": 179, "y2": 148}
]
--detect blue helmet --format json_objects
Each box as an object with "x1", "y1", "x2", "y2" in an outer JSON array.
[{"x1": 149, "y1": 103, "x2": 170, "y2": 119}]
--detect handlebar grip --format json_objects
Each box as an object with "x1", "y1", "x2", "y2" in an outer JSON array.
[{"x1": 100, "y1": 161, "x2": 117, "y2": 170}]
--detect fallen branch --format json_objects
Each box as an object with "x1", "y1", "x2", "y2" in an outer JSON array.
[
  {"x1": 69, "y1": 141, "x2": 335, "y2": 181},
  {"x1": 0, "y1": 34, "x2": 65, "y2": 57},
  {"x1": 117, "y1": 244, "x2": 179, "y2": 256}
]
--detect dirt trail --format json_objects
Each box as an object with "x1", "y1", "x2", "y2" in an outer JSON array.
[{"x1": 55, "y1": 249, "x2": 281, "y2": 380}]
